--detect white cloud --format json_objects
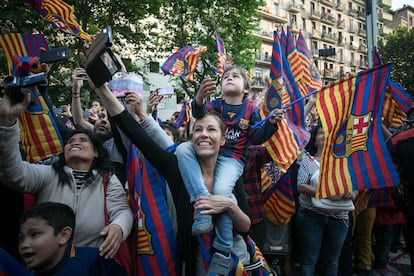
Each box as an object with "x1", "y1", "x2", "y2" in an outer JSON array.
[{"x1": 392, "y1": 0, "x2": 412, "y2": 10}]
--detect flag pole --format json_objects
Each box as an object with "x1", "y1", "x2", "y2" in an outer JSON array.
[{"x1": 250, "y1": 89, "x2": 319, "y2": 129}]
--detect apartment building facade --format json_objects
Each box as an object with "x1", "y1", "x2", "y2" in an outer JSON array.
[{"x1": 252, "y1": 0, "x2": 394, "y2": 91}]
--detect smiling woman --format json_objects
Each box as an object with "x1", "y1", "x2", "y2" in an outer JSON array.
[{"x1": 0, "y1": 93, "x2": 133, "y2": 263}]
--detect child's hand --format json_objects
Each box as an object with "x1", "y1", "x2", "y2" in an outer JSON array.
[
  {"x1": 195, "y1": 75, "x2": 216, "y2": 105},
  {"x1": 269, "y1": 108, "x2": 285, "y2": 125}
]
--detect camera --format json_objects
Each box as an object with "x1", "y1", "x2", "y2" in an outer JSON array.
[
  {"x1": 2, "y1": 72, "x2": 47, "y2": 103},
  {"x1": 84, "y1": 26, "x2": 122, "y2": 87},
  {"x1": 40, "y1": 46, "x2": 69, "y2": 64}
]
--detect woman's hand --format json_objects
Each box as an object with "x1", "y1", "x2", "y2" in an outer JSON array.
[
  {"x1": 146, "y1": 90, "x2": 163, "y2": 114},
  {"x1": 99, "y1": 224, "x2": 123, "y2": 259},
  {"x1": 195, "y1": 75, "x2": 216, "y2": 105},
  {"x1": 0, "y1": 93, "x2": 31, "y2": 127},
  {"x1": 193, "y1": 195, "x2": 234, "y2": 215},
  {"x1": 72, "y1": 68, "x2": 88, "y2": 95},
  {"x1": 125, "y1": 92, "x2": 145, "y2": 120}
]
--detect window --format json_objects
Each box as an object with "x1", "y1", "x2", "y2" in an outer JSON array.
[{"x1": 302, "y1": 18, "x2": 306, "y2": 29}]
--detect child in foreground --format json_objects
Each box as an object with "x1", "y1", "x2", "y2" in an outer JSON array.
[{"x1": 18, "y1": 202, "x2": 127, "y2": 275}]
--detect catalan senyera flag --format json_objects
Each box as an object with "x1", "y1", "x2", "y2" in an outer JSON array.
[
  {"x1": 161, "y1": 45, "x2": 207, "y2": 82},
  {"x1": 214, "y1": 31, "x2": 226, "y2": 76},
  {"x1": 263, "y1": 167, "x2": 296, "y2": 225},
  {"x1": 0, "y1": 33, "x2": 63, "y2": 163},
  {"x1": 315, "y1": 64, "x2": 400, "y2": 199},
  {"x1": 25, "y1": 0, "x2": 91, "y2": 41},
  {"x1": 174, "y1": 101, "x2": 191, "y2": 128},
  {"x1": 126, "y1": 144, "x2": 181, "y2": 276}
]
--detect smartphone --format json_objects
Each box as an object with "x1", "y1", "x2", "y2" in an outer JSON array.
[
  {"x1": 158, "y1": 87, "x2": 174, "y2": 96},
  {"x1": 40, "y1": 46, "x2": 69, "y2": 63}
]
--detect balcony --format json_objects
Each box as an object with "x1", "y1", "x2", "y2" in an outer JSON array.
[
  {"x1": 251, "y1": 76, "x2": 266, "y2": 90},
  {"x1": 290, "y1": 21, "x2": 300, "y2": 33},
  {"x1": 337, "y1": 37, "x2": 345, "y2": 46},
  {"x1": 257, "y1": 9, "x2": 289, "y2": 24},
  {"x1": 321, "y1": 32, "x2": 337, "y2": 43},
  {"x1": 309, "y1": 9, "x2": 321, "y2": 19},
  {"x1": 378, "y1": 0, "x2": 391, "y2": 8},
  {"x1": 359, "y1": 60, "x2": 368, "y2": 69},
  {"x1": 321, "y1": 12, "x2": 336, "y2": 25},
  {"x1": 337, "y1": 19, "x2": 345, "y2": 29},
  {"x1": 310, "y1": 29, "x2": 321, "y2": 39},
  {"x1": 357, "y1": 10, "x2": 365, "y2": 20},
  {"x1": 324, "y1": 69, "x2": 338, "y2": 80},
  {"x1": 358, "y1": 44, "x2": 367, "y2": 53},
  {"x1": 349, "y1": 59, "x2": 357, "y2": 67},
  {"x1": 348, "y1": 9, "x2": 358, "y2": 17},
  {"x1": 338, "y1": 56, "x2": 346, "y2": 64},
  {"x1": 336, "y1": 3, "x2": 345, "y2": 11},
  {"x1": 349, "y1": 41, "x2": 358, "y2": 50},
  {"x1": 256, "y1": 52, "x2": 271, "y2": 64},
  {"x1": 358, "y1": 28, "x2": 366, "y2": 36},
  {"x1": 378, "y1": 25, "x2": 393, "y2": 36},
  {"x1": 288, "y1": 3, "x2": 303, "y2": 13},
  {"x1": 254, "y1": 30, "x2": 274, "y2": 43},
  {"x1": 311, "y1": 48, "x2": 319, "y2": 57},
  {"x1": 348, "y1": 25, "x2": 358, "y2": 33},
  {"x1": 378, "y1": 11, "x2": 393, "y2": 22},
  {"x1": 320, "y1": 0, "x2": 334, "y2": 7}
]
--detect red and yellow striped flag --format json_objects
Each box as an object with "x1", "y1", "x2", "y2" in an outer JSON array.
[
  {"x1": 0, "y1": 33, "x2": 63, "y2": 162},
  {"x1": 25, "y1": 0, "x2": 91, "y2": 41}
]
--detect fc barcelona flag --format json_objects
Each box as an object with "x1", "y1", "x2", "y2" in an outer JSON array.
[
  {"x1": 126, "y1": 144, "x2": 181, "y2": 275},
  {"x1": 174, "y1": 101, "x2": 191, "y2": 128},
  {"x1": 214, "y1": 31, "x2": 226, "y2": 77},
  {"x1": 25, "y1": 0, "x2": 91, "y2": 41},
  {"x1": 161, "y1": 45, "x2": 207, "y2": 82},
  {"x1": 0, "y1": 33, "x2": 63, "y2": 162},
  {"x1": 263, "y1": 167, "x2": 296, "y2": 225},
  {"x1": 315, "y1": 64, "x2": 400, "y2": 199}
]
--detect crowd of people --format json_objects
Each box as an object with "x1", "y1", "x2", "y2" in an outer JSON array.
[{"x1": 0, "y1": 54, "x2": 413, "y2": 276}]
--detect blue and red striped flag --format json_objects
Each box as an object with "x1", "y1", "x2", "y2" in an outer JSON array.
[
  {"x1": 161, "y1": 45, "x2": 207, "y2": 82},
  {"x1": 214, "y1": 31, "x2": 226, "y2": 76},
  {"x1": 263, "y1": 166, "x2": 296, "y2": 225},
  {"x1": 372, "y1": 47, "x2": 413, "y2": 127},
  {"x1": 315, "y1": 64, "x2": 400, "y2": 199},
  {"x1": 25, "y1": 0, "x2": 91, "y2": 41},
  {"x1": 0, "y1": 33, "x2": 63, "y2": 163},
  {"x1": 174, "y1": 101, "x2": 191, "y2": 128},
  {"x1": 295, "y1": 31, "x2": 313, "y2": 96},
  {"x1": 126, "y1": 144, "x2": 181, "y2": 276}
]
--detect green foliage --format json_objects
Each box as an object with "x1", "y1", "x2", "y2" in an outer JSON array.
[
  {"x1": 0, "y1": 0, "x2": 262, "y2": 105},
  {"x1": 155, "y1": 0, "x2": 263, "y2": 98},
  {"x1": 378, "y1": 26, "x2": 414, "y2": 97}
]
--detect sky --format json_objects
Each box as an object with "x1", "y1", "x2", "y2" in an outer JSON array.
[{"x1": 392, "y1": 0, "x2": 412, "y2": 10}]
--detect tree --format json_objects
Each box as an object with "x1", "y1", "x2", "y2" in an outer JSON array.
[
  {"x1": 154, "y1": 0, "x2": 263, "y2": 99},
  {"x1": 378, "y1": 26, "x2": 414, "y2": 97},
  {"x1": 0, "y1": 0, "x2": 263, "y2": 105},
  {"x1": 0, "y1": 0, "x2": 164, "y2": 106}
]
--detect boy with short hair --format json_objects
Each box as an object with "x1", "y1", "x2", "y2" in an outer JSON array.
[{"x1": 18, "y1": 202, "x2": 127, "y2": 275}]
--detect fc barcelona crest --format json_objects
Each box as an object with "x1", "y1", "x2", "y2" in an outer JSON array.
[
  {"x1": 239, "y1": 118, "x2": 249, "y2": 130},
  {"x1": 332, "y1": 113, "x2": 371, "y2": 158}
]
